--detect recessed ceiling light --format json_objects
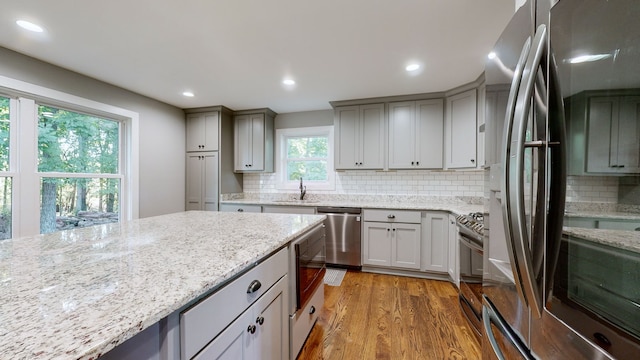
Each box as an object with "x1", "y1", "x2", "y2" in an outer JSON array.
[
  {"x1": 182, "y1": 91, "x2": 194, "y2": 97},
  {"x1": 16, "y1": 20, "x2": 44, "y2": 33},
  {"x1": 405, "y1": 64, "x2": 420, "y2": 72},
  {"x1": 487, "y1": 52, "x2": 497, "y2": 60},
  {"x1": 282, "y1": 79, "x2": 295, "y2": 86}
]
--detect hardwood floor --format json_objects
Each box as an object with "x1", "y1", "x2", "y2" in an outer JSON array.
[{"x1": 297, "y1": 270, "x2": 481, "y2": 360}]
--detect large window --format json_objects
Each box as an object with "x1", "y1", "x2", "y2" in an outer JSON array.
[
  {"x1": 0, "y1": 96, "x2": 11, "y2": 239},
  {"x1": 277, "y1": 126, "x2": 334, "y2": 190},
  {"x1": 37, "y1": 105, "x2": 121, "y2": 234},
  {"x1": 0, "y1": 75, "x2": 138, "y2": 239}
]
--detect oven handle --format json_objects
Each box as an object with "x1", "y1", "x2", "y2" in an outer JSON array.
[{"x1": 459, "y1": 233, "x2": 483, "y2": 253}]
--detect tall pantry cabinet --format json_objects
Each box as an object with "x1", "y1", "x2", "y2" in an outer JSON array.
[{"x1": 184, "y1": 106, "x2": 243, "y2": 211}]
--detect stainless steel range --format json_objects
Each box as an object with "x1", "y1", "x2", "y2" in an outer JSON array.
[{"x1": 456, "y1": 212, "x2": 484, "y2": 339}]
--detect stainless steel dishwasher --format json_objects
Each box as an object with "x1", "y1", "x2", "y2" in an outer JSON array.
[{"x1": 316, "y1": 207, "x2": 362, "y2": 268}]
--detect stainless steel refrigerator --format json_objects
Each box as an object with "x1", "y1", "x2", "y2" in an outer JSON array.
[{"x1": 483, "y1": 0, "x2": 640, "y2": 358}]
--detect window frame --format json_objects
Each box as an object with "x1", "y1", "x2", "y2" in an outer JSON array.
[
  {"x1": 276, "y1": 126, "x2": 335, "y2": 191},
  {"x1": 0, "y1": 75, "x2": 139, "y2": 238}
]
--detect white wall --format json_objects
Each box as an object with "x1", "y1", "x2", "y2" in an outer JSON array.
[
  {"x1": 274, "y1": 110, "x2": 333, "y2": 129},
  {"x1": 0, "y1": 47, "x2": 186, "y2": 218}
]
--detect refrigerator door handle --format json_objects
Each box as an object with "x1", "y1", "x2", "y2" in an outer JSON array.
[
  {"x1": 503, "y1": 24, "x2": 548, "y2": 319},
  {"x1": 501, "y1": 32, "x2": 532, "y2": 314},
  {"x1": 482, "y1": 295, "x2": 535, "y2": 360}
]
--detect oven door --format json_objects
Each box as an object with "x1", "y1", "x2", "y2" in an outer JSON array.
[
  {"x1": 294, "y1": 228, "x2": 326, "y2": 312},
  {"x1": 459, "y1": 229, "x2": 484, "y2": 336}
]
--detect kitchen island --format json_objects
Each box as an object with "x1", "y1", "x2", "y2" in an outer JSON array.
[{"x1": 0, "y1": 211, "x2": 324, "y2": 359}]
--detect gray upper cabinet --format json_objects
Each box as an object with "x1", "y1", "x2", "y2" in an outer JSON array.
[
  {"x1": 388, "y1": 99, "x2": 444, "y2": 169},
  {"x1": 445, "y1": 89, "x2": 477, "y2": 169},
  {"x1": 567, "y1": 91, "x2": 640, "y2": 175},
  {"x1": 334, "y1": 104, "x2": 385, "y2": 170},
  {"x1": 186, "y1": 112, "x2": 219, "y2": 152},
  {"x1": 234, "y1": 109, "x2": 276, "y2": 173}
]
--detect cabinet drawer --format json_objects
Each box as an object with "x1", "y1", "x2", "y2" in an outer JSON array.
[
  {"x1": 363, "y1": 209, "x2": 421, "y2": 223},
  {"x1": 180, "y1": 248, "x2": 288, "y2": 359},
  {"x1": 219, "y1": 204, "x2": 262, "y2": 213}
]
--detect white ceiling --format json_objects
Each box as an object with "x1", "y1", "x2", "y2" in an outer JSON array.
[{"x1": 0, "y1": 0, "x2": 515, "y2": 114}]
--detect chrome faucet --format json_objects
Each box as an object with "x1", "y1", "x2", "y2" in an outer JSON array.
[{"x1": 299, "y1": 177, "x2": 306, "y2": 200}]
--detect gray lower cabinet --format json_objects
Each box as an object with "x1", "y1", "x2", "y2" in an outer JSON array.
[
  {"x1": 362, "y1": 209, "x2": 421, "y2": 270},
  {"x1": 193, "y1": 276, "x2": 288, "y2": 360},
  {"x1": 180, "y1": 248, "x2": 288, "y2": 359},
  {"x1": 219, "y1": 204, "x2": 262, "y2": 213},
  {"x1": 420, "y1": 211, "x2": 449, "y2": 273},
  {"x1": 447, "y1": 214, "x2": 459, "y2": 288},
  {"x1": 186, "y1": 152, "x2": 219, "y2": 211}
]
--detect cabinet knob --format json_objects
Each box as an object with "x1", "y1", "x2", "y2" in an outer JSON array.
[
  {"x1": 392, "y1": 228, "x2": 396, "y2": 231},
  {"x1": 247, "y1": 325, "x2": 256, "y2": 334},
  {"x1": 256, "y1": 316, "x2": 265, "y2": 325},
  {"x1": 237, "y1": 208, "x2": 244, "y2": 212},
  {"x1": 247, "y1": 280, "x2": 262, "y2": 293},
  {"x1": 387, "y1": 228, "x2": 390, "y2": 232},
  {"x1": 309, "y1": 306, "x2": 316, "y2": 315},
  {"x1": 470, "y1": 159, "x2": 475, "y2": 163},
  {"x1": 359, "y1": 162, "x2": 363, "y2": 165},
  {"x1": 387, "y1": 215, "x2": 395, "y2": 219},
  {"x1": 411, "y1": 161, "x2": 414, "y2": 165},
  {"x1": 416, "y1": 161, "x2": 419, "y2": 166}
]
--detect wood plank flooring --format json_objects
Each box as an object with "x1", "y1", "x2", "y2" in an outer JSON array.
[{"x1": 297, "y1": 271, "x2": 481, "y2": 360}]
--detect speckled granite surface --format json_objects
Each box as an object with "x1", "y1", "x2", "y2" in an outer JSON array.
[
  {"x1": 0, "y1": 211, "x2": 324, "y2": 360},
  {"x1": 564, "y1": 210, "x2": 640, "y2": 221},
  {"x1": 563, "y1": 227, "x2": 640, "y2": 254},
  {"x1": 221, "y1": 195, "x2": 484, "y2": 216}
]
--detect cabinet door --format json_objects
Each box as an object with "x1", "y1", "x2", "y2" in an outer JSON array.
[
  {"x1": 334, "y1": 106, "x2": 360, "y2": 169},
  {"x1": 391, "y1": 223, "x2": 421, "y2": 270},
  {"x1": 360, "y1": 103, "x2": 385, "y2": 169},
  {"x1": 186, "y1": 153, "x2": 204, "y2": 210},
  {"x1": 193, "y1": 302, "x2": 254, "y2": 360},
  {"x1": 415, "y1": 99, "x2": 444, "y2": 169},
  {"x1": 249, "y1": 113, "x2": 266, "y2": 171},
  {"x1": 617, "y1": 96, "x2": 640, "y2": 172},
  {"x1": 186, "y1": 112, "x2": 219, "y2": 152},
  {"x1": 253, "y1": 277, "x2": 288, "y2": 360},
  {"x1": 445, "y1": 90, "x2": 477, "y2": 169},
  {"x1": 203, "y1": 152, "x2": 219, "y2": 211},
  {"x1": 587, "y1": 97, "x2": 618, "y2": 173},
  {"x1": 448, "y1": 215, "x2": 459, "y2": 287},
  {"x1": 363, "y1": 222, "x2": 391, "y2": 266},
  {"x1": 235, "y1": 115, "x2": 250, "y2": 171},
  {"x1": 388, "y1": 101, "x2": 415, "y2": 169},
  {"x1": 421, "y1": 212, "x2": 449, "y2": 273}
]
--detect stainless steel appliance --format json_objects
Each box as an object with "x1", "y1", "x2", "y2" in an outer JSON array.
[
  {"x1": 317, "y1": 207, "x2": 362, "y2": 268},
  {"x1": 289, "y1": 224, "x2": 325, "y2": 359},
  {"x1": 483, "y1": 0, "x2": 640, "y2": 358},
  {"x1": 456, "y1": 212, "x2": 485, "y2": 339}
]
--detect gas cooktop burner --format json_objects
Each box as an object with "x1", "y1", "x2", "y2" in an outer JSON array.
[{"x1": 456, "y1": 212, "x2": 485, "y2": 236}]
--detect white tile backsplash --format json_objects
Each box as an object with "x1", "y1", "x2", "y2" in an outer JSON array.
[
  {"x1": 243, "y1": 169, "x2": 486, "y2": 197},
  {"x1": 566, "y1": 175, "x2": 618, "y2": 203}
]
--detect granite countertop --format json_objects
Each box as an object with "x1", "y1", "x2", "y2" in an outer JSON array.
[
  {"x1": 564, "y1": 210, "x2": 640, "y2": 221},
  {"x1": 563, "y1": 226, "x2": 640, "y2": 254},
  {"x1": 0, "y1": 211, "x2": 325, "y2": 360},
  {"x1": 221, "y1": 198, "x2": 484, "y2": 217}
]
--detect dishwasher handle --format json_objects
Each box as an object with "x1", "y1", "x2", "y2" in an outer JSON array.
[{"x1": 316, "y1": 207, "x2": 362, "y2": 215}]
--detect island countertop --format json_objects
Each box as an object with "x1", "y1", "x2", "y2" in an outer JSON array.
[{"x1": 0, "y1": 211, "x2": 325, "y2": 360}]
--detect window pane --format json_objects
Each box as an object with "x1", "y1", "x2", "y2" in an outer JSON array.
[
  {"x1": 40, "y1": 177, "x2": 119, "y2": 234},
  {"x1": 0, "y1": 96, "x2": 9, "y2": 172},
  {"x1": 286, "y1": 136, "x2": 328, "y2": 158},
  {"x1": 0, "y1": 177, "x2": 11, "y2": 240},
  {"x1": 287, "y1": 160, "x2": 328, "y2": 181},
  {"x1": 38, "y1": 105, "x2": 119, "y2": 174}
]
